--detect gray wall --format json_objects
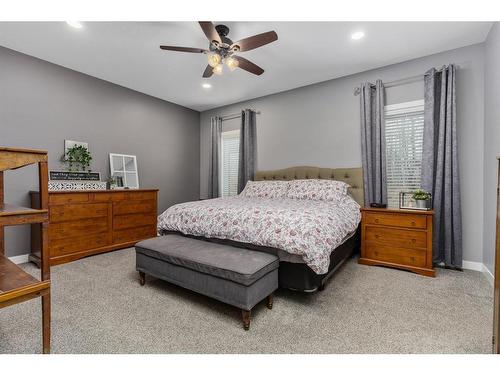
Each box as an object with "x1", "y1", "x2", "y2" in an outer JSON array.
[
  {"x1": 483, "y1": 23, "x2": 500, "y2": 275},
  {"x1": 200, "y1": 43, "x2": 485, "y2": 265},
  {"x1": 0, "y1": 46, "x2": 200, "y2": 257}
]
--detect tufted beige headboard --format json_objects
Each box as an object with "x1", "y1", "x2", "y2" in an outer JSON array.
[{"x1": 254, "y1": 166, "x2": 364, "y2": 206}]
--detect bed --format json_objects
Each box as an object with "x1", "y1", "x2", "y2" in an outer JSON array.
[{"x1": 158, "y1": 166, "x2": 364, "y2": 292}]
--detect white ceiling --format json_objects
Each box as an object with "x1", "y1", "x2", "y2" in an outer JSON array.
[{"x1": 0, "y1": 22, "x2": 492, "y2": 111}]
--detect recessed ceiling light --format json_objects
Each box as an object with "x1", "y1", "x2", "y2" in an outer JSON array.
[
  {"x1": 66, "y1": 21, "x2": 83, "y2": 29},
  {"x1": 202, "y1": 83, "x2": 212, "y2": 89},
  {"x1": 351, "y1": 31, "x2": 365, "y2": 40}
]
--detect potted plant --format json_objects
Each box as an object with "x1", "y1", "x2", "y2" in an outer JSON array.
[
  {"x1": 412, "y1": 189, "x2": 431, "y2": 209},
  {"x1": 62, "y1": 145, "x2": 93, "y2": 172},
  {"x1": 106, "y1": 176, "x2": 117, "y2": 190}
]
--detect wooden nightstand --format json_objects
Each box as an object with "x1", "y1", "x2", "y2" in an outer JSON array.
[{"x1": 358, "y1": 207, "x2": 435, "y2": 277}]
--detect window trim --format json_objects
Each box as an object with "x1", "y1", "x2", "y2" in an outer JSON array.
[{"x1": 385, "y1": 99, "x2": 424, "y2": 116}]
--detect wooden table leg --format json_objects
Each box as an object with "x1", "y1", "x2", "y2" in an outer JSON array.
[
  {"x1": 39, "y1": 163, "x2": 51, "y2": 354},
  {"x1": 42, "y1": 292, "x2": 50, "y2": 354},
  {"x1": 0, "y1": 225, "x2": 4, "y2": 256}
]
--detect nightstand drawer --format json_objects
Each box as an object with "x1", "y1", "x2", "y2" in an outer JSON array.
[
  {"x1": 364, "y1": 212, "x2": 427, "y2": 229},
  {"x1": 365, "y1": 226, "x2": 427, "y2": 249},
  {"x1": 365, "y1": 243, "x2": 427, "y2": 267}
]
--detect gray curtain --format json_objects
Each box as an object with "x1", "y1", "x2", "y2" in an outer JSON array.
[
  {"x1": 421, "y1": 64, "x2": 462, "y2": 268},
  {"x1": 208, "y1": 116, "x2": 222, "y2": 198},
  {"x1": 360, "y1": 79, "x2": 387, "y2": 205},
  {"x1": 237, "y1": 109, "x2": 257, "y2": 193}
]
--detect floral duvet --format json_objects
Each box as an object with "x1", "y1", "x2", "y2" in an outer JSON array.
[{"x1": 157, "y1": 195, "x2": 361, "y2": 274}]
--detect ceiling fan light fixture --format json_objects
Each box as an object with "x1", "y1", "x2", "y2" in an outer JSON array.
[
  {"x1": 225, "y1": 56, "x2": 239, "y2": 71},
  {"x1": 159, "y1": 22, "x2": 276, "y2": 77},
  {"x1": 212, "y1": 64, "x2": 223, "y2": 75},
  {"x1": 207, "y1": 52, "x2": 222, "y2": 68}
]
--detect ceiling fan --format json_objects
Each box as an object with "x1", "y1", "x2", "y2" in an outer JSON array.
[{"x1": 159, "y1": 22, "x2": 278, "y2": 78}]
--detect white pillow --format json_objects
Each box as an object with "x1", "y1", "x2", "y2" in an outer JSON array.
[{"x1": 239, "y1": 180, "x2": 289, "y2": 199}]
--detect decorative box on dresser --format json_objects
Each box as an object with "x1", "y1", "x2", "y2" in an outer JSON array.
[
  {"x1": 30, "y1": 189, "x2": 158, "y2": 266},
  {"x1": 358, "y1": 207, "x2": 435, "y2": 277}
]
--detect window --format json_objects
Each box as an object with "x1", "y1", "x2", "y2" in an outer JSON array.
[
  {"x1": 221, "y1": 130, "x2": 240, "y2": 197},
  {"x1": 385, "y1": 100, "x2": 425, "y2": 208}
]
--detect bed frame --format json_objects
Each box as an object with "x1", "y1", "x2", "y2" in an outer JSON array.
[
  {"x1": 254, "y1": 166, "x2": 364, "y2": 292},
  {"x1": 169, "y1": 166, "x2": 363, "y2": 293}
]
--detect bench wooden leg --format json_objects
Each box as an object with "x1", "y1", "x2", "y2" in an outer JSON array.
[
  {"x1": 139, "y1": 271, "x2": 146, "y2": 286},
  {"x1": 242, "y1": 309, "x2": 251, "y2": 330},
  {"x1": 266, "y1": 293, "x2": 274, "y2": 310}
]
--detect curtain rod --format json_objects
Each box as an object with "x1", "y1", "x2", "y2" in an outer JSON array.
[
  {"x1": 353, "y1": 65, "x2": 454, "y2": 96},
  {"x1": 220, "y1": 110, "x2": 262, "y2": 121},
  {"x1": 353, "y1": 75, "x2": 423, "y2": 96}
]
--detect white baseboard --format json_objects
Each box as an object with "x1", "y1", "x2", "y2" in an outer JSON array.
[
  {"x1": 8, "y1": 254, "x2": 29, "y2": 265},
  {"x1": 462, "y1": 260, "x2": 494, "y2": 286},
  {"x1": 462, "y1": 260, "x2": 483, "y2": 272},
  {"x1": 482, "y1": 264, "x2": 495, "y2": 286}
]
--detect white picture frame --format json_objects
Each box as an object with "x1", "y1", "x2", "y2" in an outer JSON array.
[{"x1": 109, "y1": 153, "x2": 139, "y2": 189}]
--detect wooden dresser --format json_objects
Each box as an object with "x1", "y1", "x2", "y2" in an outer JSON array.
[
  {"x1": 358, "y1": 207, "x2": 435, "y2": 277},
  {"x1": 30, "y1": 189, "x2": 158, "y2": 266}
]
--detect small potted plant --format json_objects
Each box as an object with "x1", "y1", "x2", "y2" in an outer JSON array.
[
  {"x1": 412, "y1": 189, "x2": 431, "y2": 209},
  {"x1": 106, "y1": 176, "x2": 117, "y2": 190}
]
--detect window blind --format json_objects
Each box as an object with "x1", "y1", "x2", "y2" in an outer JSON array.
[
  {"x1": 385, "y1": 100, "x2": 425, "y2": 208},
  {"x1": 221, "y1": 130, "x2": 240, "y2": 197}
]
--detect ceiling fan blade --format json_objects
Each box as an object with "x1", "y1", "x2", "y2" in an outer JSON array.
[
  {"x1": 199, "y1": 21, "x2": 222, "y2": 44},
  {"x1": 231, "y1": 31, "x2": 278, "y2": 52},
  {"x1": 160, "y1": 46, "x2": 207, "y2": 53},
  {"x1": 232, "y1": 56, "x2": 264, "y2": 76},
  {"x1": 202, "y1": 65, "x2": 214, "y2": 78}
]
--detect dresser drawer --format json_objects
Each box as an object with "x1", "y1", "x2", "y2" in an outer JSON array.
[
  {"x1": 49, "y1": 193, "x2": 90, "y2": 205},
  {"x1": 50, "y1": 233, "x2": 110, "y2": 257},
  {"x1": 50, "y1": 203, "x2": 109, "y2": 223},
  {"x1": 364, "y1": 212, "x2": 427, "y2": 229},
  {"x1": 113, "y1": 199, "x2": 156, "y2": 215},
  {"x1": 113, "y1": 213, "x2": 157, "y2": 230},
  {"x1": 93, "y1": 191, "x2": 157, "y2": 202},
  {"x1": 364, "y1": 226, "x2": 427, "y2": 249},
  {"x1": 365, "y1": 243, "x2": 427, "y2": 268},
  {"x1": 49, "y1": 217, "x2": 109, "y2": 240},
  {"x1": 113, "y1": 226, "x2": 156, "y2": 244}
]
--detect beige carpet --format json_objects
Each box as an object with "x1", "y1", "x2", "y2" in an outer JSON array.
[{"x1": 0, "y1": 248, "x2": 493, "y2": 354}]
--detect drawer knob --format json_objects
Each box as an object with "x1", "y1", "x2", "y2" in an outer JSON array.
[
  {"x1": 411, "y1": 238, "x2": 416, "y2": 243},
  {"x1": 374, "y1": 219, "x2": 379, "y2": 223},
  {"x1": 411, "y1": 221, "x2": 416, "y2": 226},
  {"x1": 410, "y1": 256, "x2": 415, "y2": 262},
  {"x1": 375, "y1": 234, "x2": 380, "y2": 239}
]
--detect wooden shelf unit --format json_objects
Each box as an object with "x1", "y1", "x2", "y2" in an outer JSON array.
[{"x1": 0, "y1": 147, "x2": 51, "y2": 354}]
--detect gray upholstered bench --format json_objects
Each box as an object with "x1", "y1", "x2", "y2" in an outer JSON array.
[{"x1": 135, "y1": 235, "x2": 279, "y2": 330}]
